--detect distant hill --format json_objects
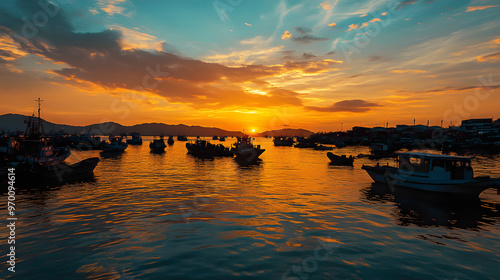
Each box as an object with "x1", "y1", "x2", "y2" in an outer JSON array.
[
  {"x1": 256, "y1": 128, "x2": 313, "y2": 137},
  {"x1": 0, "y1": 114, "x2": 314, "y2": 137},
  {"x1": 0, "y1": 114, "x2": 243, "y2": 136}
]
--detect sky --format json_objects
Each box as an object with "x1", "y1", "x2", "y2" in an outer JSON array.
[{"x1": 0, "y1": 0, "x2": 499, "y2": 132}]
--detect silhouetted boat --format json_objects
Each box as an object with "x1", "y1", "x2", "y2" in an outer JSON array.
[
  {"x1": 167, "y1": 136, "x2": 174, "y2": 145},
  {"x1": 314, "y1": 145, "x2": 334, "y2": 151},
  {"x1": 369, "y1": 143, "x2": 397, "y2": 159},
  {"x1": 219, "y1": 136, "x2": 226, "y2": 141},
  {"x1": 186, "y1": 139, "x2": 232, "y2": 158},
  {"x1": 126, "y1": 132, "x2": 143, "y2": 145},
  {"x1": 231, "y1": 135, "x2": 265, "y2": 162},
  {"x1": 3, "y1": 98, "x2": 71, "y2": 166},
  {"x1": 212, "y1": 136, "x2": 219, "y2": 140},
  {"x1": 327, "y1": 152, "x2": 354, "y2": 166},
  {"x1": 273, "y1": 136, "x2": 294, "y2": 146},
  {"x1": 100, "y1": 136, "x2": 128, "y2": 152},
  {"x1": 150, "y1": 135, "x2": 167, "y2": 153},
  {"x1": 177, "y1": 135, "x2": 188, "y2": 141}
]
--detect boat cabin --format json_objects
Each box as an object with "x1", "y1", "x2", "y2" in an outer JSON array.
[{"x1": 397, "y1": 153, "x2": 473, "y2": 181}]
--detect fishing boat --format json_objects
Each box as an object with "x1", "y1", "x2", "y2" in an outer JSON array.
[
  {"x1": 100, "y1": 136, "x2": 128, "y2": 152},
  {"x1": 167, "y1": 136, "x2": 175, "y2": 145},
  {"x1": 364, "y1": 152, "x2": 500, "y2": 197},
  {"x1": 186, "y1": 139, "x2": 232, "y2": 158},
  {"x1": 9, "y1": 98, "x2": 71, "y2": 166},
  {"x1": 273, "y1": 136, "x2": 294, "y2": 147},
  {"x1": 369, "y1": 143, "x2": 397, "y2": 159},
  {"x1": 314, "y1": 144, "x2": 334, "y2": 151},
  {"x1": 327, "y1": 152, "x2": 354, "y2": 166},
  {"x1": 150, "y1": 135, "x2": 167, "y2": 153},
  {"x1": 126, "y1": 132, "x2": 143, "y2": 145},
  {"x1": 231, "y1": 135, "x2": 265, "y2": 162}
]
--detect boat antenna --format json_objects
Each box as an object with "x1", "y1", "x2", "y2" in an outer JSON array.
[{"x1": 36, "y1": 97, "x2": 45, "y2": 135}]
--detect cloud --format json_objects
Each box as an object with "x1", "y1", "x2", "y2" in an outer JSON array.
[
  {"x1": 302, "y1": 52, "x2": 317, "y2": 60},
  {"x1": 396, "y1": 0, "x2": 418, "y2": 10},
  {"x1": 466, "y1": 5, "x2": 500, "y2": 12},
  {"x1": 328, "y1": 22, "x2": 337, "y2": 27},
  {"x1": 96, "y1": 0, "x2": 130, "y2": 16},
  {"x1": 0, "y1": 1, "x2": 313, "y2": 110},
  {"x1": 244, "y1": 23, "x2": 252, "y2": 26},
  {"x1": 390, "y1": 69, "x2": 427, "y2": 74},
  {"x1": 306, "y1": 99, "x2": 381, "y2": 113},
  {"x1": 476, "y1": 52, "x2": 500, "y2": 63},
  {"x1": 108, "y1": 25, "x2": 164, "y2": 51},
  {"x1": 319, "y1": 1, "x2": 331, "y2": 10},
  {"x1": 381, "y1": 12, "x2": 387, "y2": 16},
  {"x1": 291, "y1": 27, "x2": 329, "y2": 43},
  {"x1": 281, "y1": 30, "x2": 292, "y2": 40},
  {"x1": 360, "y1": 14, "x2": 367, "y2": 17},
  {"x1": 347, "y1": 24, "x2": 359, "y2": 31}
]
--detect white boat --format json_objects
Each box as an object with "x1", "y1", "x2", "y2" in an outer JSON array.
[{"x1": 365, "y1": 152, "x2": 500, "y2": 197}]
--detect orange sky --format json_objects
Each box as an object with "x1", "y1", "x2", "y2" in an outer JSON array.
[{"x1": 0, "y1": 0, "x2": 499, "y2": 132}]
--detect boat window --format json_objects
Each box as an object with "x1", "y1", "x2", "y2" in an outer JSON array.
[
  {"x1": 399, "y1": 156, "x2": 429, "y2": 173},
  {"x1": 432, "y1": 159, "x2": 445, "y2": 170}
]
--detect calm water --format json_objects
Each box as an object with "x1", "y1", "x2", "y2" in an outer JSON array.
[{"x1": 2, "y1": 137, "x2": 500, "y2": 279}]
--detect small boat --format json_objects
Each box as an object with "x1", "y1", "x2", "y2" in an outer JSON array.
[
  {"x1": 186, "y1": 139, "x2": 233, "y2": 158},
  {"x1": 219, "y1": 136, "x2": 226, "y2": 141},
  {"x1": 150, "y1": 135, "x2": 167, "y2": 153},
  {"x1": 212, "y1": 136, "x2": 219, "y2": 140},
  {"x1": 327, "y1": 152, "x2": 354, "y2": 166},
  {"x1": 177, "y1": 135, "x2": 188, "y2": 141},
  {"x1": 72, "y1": 134, "x2": 101, "y2": 150},
  {"x1": 273, "y1": 136, "x2": 294, "y2": 147},
  {"x1": 167, "y1": 136, "x2": 174, "y2": 145},
  {"x1": 100, "y1": 136, "x2": 128, "y2": 152},
  {"x1": 126, "y1": 132, "x2": 143, "y2": 145},
  {"x1": 294, "y1": 138, "x2": 317, "y2": 148},
  {"x1": 369, "y1": 143, "x2": 397, "y2": 159},
  {"x1": 364, "y1": 152, "x2": 500, "y2": 197},
  {"x1": 231, "y1": 135, "x2": 265, "y2": 162},
  {"x1": 314, "y1": 145, "x2": 334, "y2": 151}
]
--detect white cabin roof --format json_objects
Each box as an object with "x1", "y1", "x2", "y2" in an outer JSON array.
[{"x1": 397, "y1": 152, "x2": 472, "y2": 160}]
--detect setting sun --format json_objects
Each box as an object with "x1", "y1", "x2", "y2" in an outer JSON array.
[{"x1": 251, "y1": 129, "x2": 256, "y2": 133}]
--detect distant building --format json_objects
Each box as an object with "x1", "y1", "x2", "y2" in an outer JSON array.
[{"x1": 460, "y1": 118, "x2": 496, "y2": 133}]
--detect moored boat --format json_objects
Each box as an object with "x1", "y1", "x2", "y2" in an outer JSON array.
[
  {"x1": 186, "y1": 139, "x2": 232, "y2": 158},
  {"x1": 273, "y1": 136, "x2": 294, "y2": 147},
  {"x1": 100, "y1": 136, "x2": 128, "y2": 152},
  {"x1": 231, "y1": 135, "x2": 265, "y2": 162},
  {"x1": 150, "y1": 135, "x2": 167, "y2": 153},
  {"x1": 126, "y1": 132, "x2": 143, "y2": 145},
  {"x1": 167, "y1": 136, "x2": 175, "y2": 145},
  {"x1": 177, "y1": 135, "x2": 188, "y2": 141},
  {"x1": 327, "y1": 152, "x2": 354, "y2": 166},
  {"x1": 364, "y1": 152, "x2": 500, "y2": 197},
  {"x1": 314, "y1": 144, "x2": 334, "y2": 151}
]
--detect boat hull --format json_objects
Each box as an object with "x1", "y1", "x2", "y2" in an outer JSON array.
[
  {"x1": 362, "y1": 165, "x2": 397, "y2": 183},
  {"x1": 387, "y1": 174, "x2": 500, "y2": 196}
]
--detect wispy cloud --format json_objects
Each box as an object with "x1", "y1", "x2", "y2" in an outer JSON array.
[
  {"x1": 466, "y1": 5, "x2": 500, "y2": 12},
  {"x1": 306, "y1": 99, "x2": 381, "y2": 113}
]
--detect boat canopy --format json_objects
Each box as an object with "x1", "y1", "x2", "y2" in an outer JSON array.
[{"x1": 397, "y1": 152, "x2": 473, "y2": 179}]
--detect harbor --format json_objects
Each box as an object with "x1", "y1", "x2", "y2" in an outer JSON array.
[{"x1": 1, "y1": 137, "x2": 500, "y2": 279}]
